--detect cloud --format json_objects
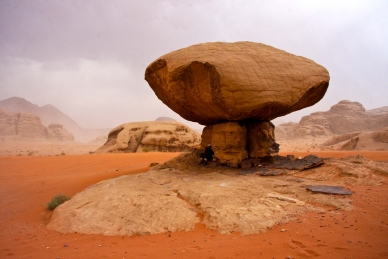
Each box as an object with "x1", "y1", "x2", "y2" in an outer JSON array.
[{"x1": 0, "y1": 0, "x2": 387, "y2": 129}]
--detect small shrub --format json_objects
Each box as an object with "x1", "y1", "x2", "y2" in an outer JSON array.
[
  {"x1": 47, "y1": 194, "x2": 70, "y2": 210},
  {"x1": 142, "y1": 147, "x2": 150, "y2": 152}
]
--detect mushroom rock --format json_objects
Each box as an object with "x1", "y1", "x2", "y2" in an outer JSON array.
[
  {"x1": 145, "y1": 41, "x2": 330, "y2": 125},
  {"x1": 145, "y1": 41, "x2": 330, "y2": 164}
]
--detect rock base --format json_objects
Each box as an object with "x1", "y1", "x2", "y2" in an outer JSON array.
[{"x1": 200, "y1": 120, "x2": 279, "y2": 167}]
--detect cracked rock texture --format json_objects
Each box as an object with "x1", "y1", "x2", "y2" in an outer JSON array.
[
  {"x1": 200, "y1": 121, "x2": 278, "y2": 167},
  {"x1": 145, "y1": 41, "x2": 329, "y2": 125},
  {"x1": 95, "y1": 121, "x2": 201, "y2": 153},
  {"x1": 47, "y1": 153, "x2": 387, "y2": 236}
]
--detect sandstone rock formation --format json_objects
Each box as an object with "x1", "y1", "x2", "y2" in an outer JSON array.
[
  {"x1": 276, "y1": 100, "x2": 388, "y2": 140},
  {"x1": 44, "y1": 124, "x2": 75, "y2": 141},
  {"x1": 0, "y1": 97, "x2": 109, "y2": 142},
  {"x1": 155, "y1": 117, "x2": 176, "y2": 122},
  {"x1": 145, "y1": 41, "x2": 329, "y2": 125},
  {"x1": 88, "y1": 135, "x2": 108, "y2": 145},
  {"x1": 200, "y1": 121, "x2": 278, "y2": 167},
  {"x1": 0, "y1": 108, "x2": 74, "y2": 141},
  {"x1": 47, "y1": 153, "x2": 388, "y2": 236},
  {"x1": 321, "y1": 127, "x2": 388, "y2": 151},
  {"x1": 95, "y1": 121, "x2": 200, "y2": 153},
  {"x1": 145, "y1": 42, "x2": 329, "y2": 165}
]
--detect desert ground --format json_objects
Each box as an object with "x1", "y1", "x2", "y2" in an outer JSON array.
[{"x1": 1, "y1": 140, "x2": 388, "y2": 259}]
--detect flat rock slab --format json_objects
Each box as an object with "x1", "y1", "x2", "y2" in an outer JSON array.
[
  {"x1": 273, "y1": 155, "x2": 324, "y2": 170},
  {"x1": 47, "y1": 154, "x2": 388, "y2": 237},
  {"x1": 305, "y1": 185, "x2": 354, "y2": 195}
]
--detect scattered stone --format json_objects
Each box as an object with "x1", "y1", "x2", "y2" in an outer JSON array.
[
  {"x1": 280, "y1": 229, "x2": 287, "y2": 232},
  {"x1": 274, "y1": 155, "x2": 324, "y2": 170},
  {"x1": 305, "y1": 185, "x2": 354, "y2": 195}
]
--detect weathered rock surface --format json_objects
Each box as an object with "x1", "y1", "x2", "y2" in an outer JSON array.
[
  {"x1": 200, "y1": 121, "x2": 278, "y2": 167},
  {"x1": 47, "y1": 153, "x2": 387, "y2": 236},
  {"x1": 145, "y1": 41, "x2": 330, "y2": 125},
  {"x1": 95, "y1": 121, "x2": 201, "y2": 153},
  {"x1": 321, "y1": 127, "x2": 388, "y2": 151},
  {"x1": 0, "y1": 108, "x2": 74, "y2": 141},
  {"x1": 45, "y1": 124, "x2": 75, "y2": 141},
  {"x1": 276, "y1": 101, "x2": 388, "y2": 139}
]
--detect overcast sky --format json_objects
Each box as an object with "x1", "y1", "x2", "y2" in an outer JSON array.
[{"x1": 1, "y1": 0, "x2": 387, "y2": 129}]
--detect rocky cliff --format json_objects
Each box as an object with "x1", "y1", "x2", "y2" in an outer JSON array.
[
  {"x1": 276, "y1": 100, "x2": 388, "y2": 140},
  {"x1": 0, "y1": 97, "x2": 108, "y2": 142},
  {"x1": 0, "y1": 108, "x2": 74, "y2": 141},
  {"x1": 95, "y1": 121, "x2": 201, "y2": 153}
]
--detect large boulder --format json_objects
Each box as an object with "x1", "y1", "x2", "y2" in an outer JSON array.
[
  {"x1": 145, "y1": 41, "x2": 329, "y2": 125},
  {"x1": 95, "y1": 121, "x2": 201, "y2": 153}
]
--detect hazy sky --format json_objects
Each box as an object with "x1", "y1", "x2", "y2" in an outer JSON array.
[{"x1": 1, "y1": 0, "x2": 387, "y2": 129}]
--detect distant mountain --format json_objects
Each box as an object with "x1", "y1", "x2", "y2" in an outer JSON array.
[
  {"x1": 155, "y1": 117, "x2": 176, "y2": 122},
  {"x1": 0, "y1": 97, "x2": 109, "y2": 142},
  {"x1": 276, "y1": 100, "x2": 388, "y2": 140}
]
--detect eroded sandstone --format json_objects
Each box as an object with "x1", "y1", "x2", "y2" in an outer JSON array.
[
  {"x1": 145, "y1": 41, "x2": 329, "y2": 125},
  {"x1": 95, "y1": 121, "x2": 201, "y2": 153}
]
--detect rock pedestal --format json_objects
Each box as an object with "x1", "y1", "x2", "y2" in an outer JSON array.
[
  {"x1": 145, "y1": 41, "x2": 330, "y2": 165},
  {"x1": 201, "y1": 120, "x2": 278, "y2": 167}
]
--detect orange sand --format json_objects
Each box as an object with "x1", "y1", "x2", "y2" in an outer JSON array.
[{"x1": 1, "y1": 152, "x2": 388, "y2": 259}]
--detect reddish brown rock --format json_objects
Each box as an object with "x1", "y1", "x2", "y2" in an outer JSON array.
[
  {"x1": 247, "y1": 121, "x2": 278, "y2": 157},
  {"x1": 95, "y1": 121, "x2": 201, "y2": 153},
  {"x1": 145, "y1": 41, "x2": 330, "y2": 125},
  {"x1": 200, "y1": 121, "x2": 278, "y2": 167},
  {"x1": 202, "y1": 122, "x2": 248, "y2": 167}
]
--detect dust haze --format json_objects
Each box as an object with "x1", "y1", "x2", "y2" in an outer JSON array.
[{"x1": 0, "y1": 0, "x2": 387, "y2": 129}]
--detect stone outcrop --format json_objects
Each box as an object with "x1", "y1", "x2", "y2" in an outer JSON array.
[
  {"x1": 145, "y1": 41, "x2": 330, "y2": 125},
  {"x1": 0, "y1": 108, "x2": 74, "y2": 141},
  {"x1": 95, "y1": 121, "x2": 201, "y2": 153},
  {"x1": 145, "y1": 42, "x2": 330, "y2": 164},
  {"x1": 47, "y1": 154, "x2": 388, "y2": 236},
  {"x1": 321, "y1": 127, "x2": 388, "y2": 151},
  {"x1": 276, "y1": 101, "x2": 388, "y2": 139},
  {"x1": 44, "y1": 124, "x2": 75, "y2": 141},
  {"x1": 200, "y1": 121, "x2": 278, "y2": 167},
  {"x1": 0, "y1": 97, "x2": 109, "y2": 142}
]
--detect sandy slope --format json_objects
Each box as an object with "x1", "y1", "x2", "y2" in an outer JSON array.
[{"x1": 1, "y1": 152, "x2": 388, "y2": 259}]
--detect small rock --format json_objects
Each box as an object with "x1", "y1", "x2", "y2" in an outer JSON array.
[{"x1": 281, "y1": 229, "x2": 287, "y2": 232}]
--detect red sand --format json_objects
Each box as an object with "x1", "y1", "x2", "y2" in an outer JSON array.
[{"x1": 1, "y1": 152, "x2": 388, "y2": 259}]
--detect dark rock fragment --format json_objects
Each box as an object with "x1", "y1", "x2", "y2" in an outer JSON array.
[
  {"x1": 274, "y1": 155, "x2": 324, "y2": 170},
  {"x1": 305, "y1": 185, "x2": 354, "y2": 195}
]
